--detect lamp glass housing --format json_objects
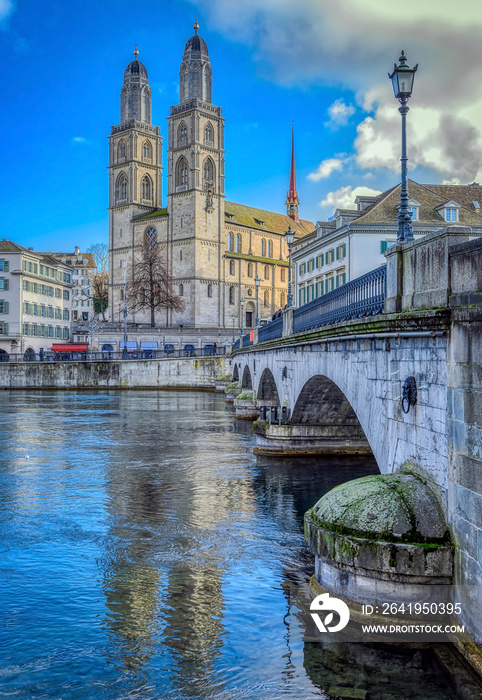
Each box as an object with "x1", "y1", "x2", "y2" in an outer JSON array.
[{"x1": 285, "y1": 227, "x2": 295, "y2": 246}]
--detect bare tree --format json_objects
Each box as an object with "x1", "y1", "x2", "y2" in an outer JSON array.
[
  {"x1": 87, "y1": 242, "x2": 109, "y2": 272},
  {"x1": 128, "y1": 237, "x2": 184, "y2": 327},
  {"x1": 87, "y1": 243, "x2": 109, "y2": 321}
]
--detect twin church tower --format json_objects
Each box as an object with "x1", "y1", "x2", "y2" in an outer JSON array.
[{"x1": 108, "y1": 23, "x2": 313, "y2": 331}]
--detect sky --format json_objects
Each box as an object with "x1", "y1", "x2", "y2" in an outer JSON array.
[{"x1": 1, "y1": 0, "x2": 482, "y2": 251}]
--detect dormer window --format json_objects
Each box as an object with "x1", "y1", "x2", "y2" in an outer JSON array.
[
  {"x1": 445, "y1": 208, "x2": 458, "y2": 222},
  {"x1": 226, "y1": 213, "x2": 234, "y2": 220},
  {"x1": 435, "y1": 199, "x2": 460, "y2": 223},
  {"x1": 410, "y1": 206, "x2": 419, "y2": 221},
  {"x1": 254, "y1": 218, "x2": 265, "y2": 227}
]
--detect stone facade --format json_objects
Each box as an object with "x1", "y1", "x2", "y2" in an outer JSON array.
[{"x1": 108, "y1": 26, "x2": 313, "y2": 335}]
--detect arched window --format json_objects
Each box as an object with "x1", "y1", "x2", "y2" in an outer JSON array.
[
  {"x1": 227, "y1": 232, "x2": 232, "y2": 251},
  {"x1": 207, "y1": 284, "x2": 213, "y2": 298},
  {"x1": 142, "y1": 175, "x2": 152, "y2": 200},
  {"x1": 264, "y1": 265, "x2": 269, "y2": 280},
  {"x1": 176, "y1": 157, "x2": 188, "y2": 187},
  {"x1": 235, "y1": 234, "x2": 241, "y2": 253},
  {"x1": 229, "y1": 260, "x2": 235, "y2": 275},
  {"x1": 281, "y1": 268, "x2": 286, "y2": 282},
  {"x1": 264, "y1": 290, "x2": 269, "y2": 306},
  {"x1": 247, "y1": 262, "x2": 253, "y2": 277},
  {"x1": 116, "y1": 173, "x2": 128, "y2": 203},
  {"x1": 261, "y1": 239, "x2": 266, "y2": 257},
  {"x1": 280, "y1": 292, "x2": 286, "y2": 307},
  {"x1": 142, "y1": 141, "x2": 151, "y2": 159},
  {"x1": 268, "y1": 240, "x2": 273, "y2": 258},
  {"x1": 180, "y1": 249, "x2": 183, "y2": 261},
  {"x1": 203, "y1": 157, "x2": 215, "y2": 191},
  {"x1": 179, "y1": 284, "x2": 184, "y2": 296},
  {"x1": 178, "y1": 122, "x2": 188, "y2": 145},
  {"x1": 204, "y1": 122, "x2": 214, "y2": 144},
  {"x1": 229, "y1": 286, "x2": 235, "y2": 305},
  {"x1": 145, "y1": 227, "x2": 157, "y2": 249},
  {"x1": 118, "y1": 140, "x2": 126, "y2": 159}
]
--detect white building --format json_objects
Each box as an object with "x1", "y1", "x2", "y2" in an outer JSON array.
[
  {"x1": 0, "y1": 240, "x2": 73, "y2": 359},
  {"x1": 292, "y1": 180, "x2": 482, "y2": 306}
]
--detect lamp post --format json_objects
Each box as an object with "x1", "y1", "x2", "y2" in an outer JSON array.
[
  {"x1": 122, "y1": 261, "x2": 128, "y2": 359},
  {"x1": 240, "y1": 297, "x2": 245, "y2": 337},
  {"x1": 285, "y1": 225, "x2": 295, "y2": 307},
  {"x1": 389, "y1": 50, "x2": 418, "y2": 242},
  {"x1": 255, "y1": 275, "x2": 260, "y2": 326},
  {"x1": 232, "y1": 312, "x2": 236, "y2": 344}
]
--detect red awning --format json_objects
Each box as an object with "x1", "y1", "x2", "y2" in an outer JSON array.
[{"x1": 51, "y1": 344, "x2": 88, "y2": 352}]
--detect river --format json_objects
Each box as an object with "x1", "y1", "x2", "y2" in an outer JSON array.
[{"x1": 0, "y1": 391, "x2": 478, "y2": 699}]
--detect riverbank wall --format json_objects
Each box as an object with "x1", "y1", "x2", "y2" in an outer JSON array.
[{"x1": 0, "y1": 357, "x2": 226, "y2": 389}]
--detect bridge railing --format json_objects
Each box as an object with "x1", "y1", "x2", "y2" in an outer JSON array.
[
  {"x1": 242, "y1": 332, "x2": 253, "y2": 347},
  {"x1": 293, "y1": 265, "x2": 386, "y2": 334},
  {"x1": 258, "y1": 316, "x2": 283, "y2": 343}
]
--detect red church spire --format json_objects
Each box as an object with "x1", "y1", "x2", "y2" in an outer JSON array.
[{"x1": 286, "y1": 124, "x2": 300, "y2": 221}]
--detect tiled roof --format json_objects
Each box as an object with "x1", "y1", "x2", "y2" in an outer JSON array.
[
  {"x1": 49, "y1": 252, "x2": 97, "y2": 268},
  {"x1": 224, "y1": 200, "x2": 314, "y2": 238},
  {"x1": 134, "y1": 207, "x2": 168, "y2": 221},
  {"x1": 0, "y1": 239, "x2": 29, "y2": 252},
  {"x1": 353, "y1": 180, "x2": 482, "y2": 227}
]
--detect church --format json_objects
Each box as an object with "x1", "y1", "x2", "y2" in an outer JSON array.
[{"x1": 108, "y1": 23, "x2": 314, "y2": 334}]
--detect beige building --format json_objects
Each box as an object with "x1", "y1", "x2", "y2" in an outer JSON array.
[
  {"x1": 108, "y1": 26, "x2": 313, "y2": 335},
  {"x1": 0, "y1": 240, "x2": 73, "y2": 359}
]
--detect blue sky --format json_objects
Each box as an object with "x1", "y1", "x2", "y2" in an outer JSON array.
[{"x1": 1, "y1": 0, "x2": 481, "y2": 251}]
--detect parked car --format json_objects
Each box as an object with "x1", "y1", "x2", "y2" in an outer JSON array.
[
  {"x1": 164, "y1": 344, "x2": 175, "y2": 356},
  {"x1": 203, "y1": 344, "x2": 217, "y2": 356},
  {"x1": 184, "y1": 344, "x2": 196, "y2": 357}
]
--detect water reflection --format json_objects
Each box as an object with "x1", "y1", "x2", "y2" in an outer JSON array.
[{"x1": 0, "y1": 391, "x2": 479, "y2": 699}]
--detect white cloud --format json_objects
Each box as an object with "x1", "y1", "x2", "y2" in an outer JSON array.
[
  {"x1": 191, "y1": 0, "x2": 482, "y2": 182},
  {"x1": 319, "y1": 185, "x2": 381, "y2": 211},
  {"x1": 308, "y1": 157, "x2": 345, "y2": 181},
  {"x1": 73, "y1": 137, "x2": 87, "y2": 143},
  {"x1": 325, "y1": 99, "x2": 355, "y2": 128},
  {"x1": 0, "y1": 0, "x2": 14, "y2": 23}
]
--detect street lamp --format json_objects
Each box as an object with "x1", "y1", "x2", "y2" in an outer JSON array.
[
  {"x1": 389, "y1": 50, "x2": 418, "y2": 242},
  {"x1": 240, "y1": 297, "x2": 245, "y2": 337},
  {"x1": 232, "y1": 312, "x2": 236, "y2": 344},
  {"x1": 285, "y1": 225, "x2": 295, "y2": 307},
  {"x1": 122, "y1": 261, "x2": 128, "y2": 359},
  {"x1": 254, "y1": 275, "x2": 261, "y2": 326}
]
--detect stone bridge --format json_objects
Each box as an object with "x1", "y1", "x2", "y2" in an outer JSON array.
[{"x1": 231, "y1": 229, "x2": 482, "y2": 656}]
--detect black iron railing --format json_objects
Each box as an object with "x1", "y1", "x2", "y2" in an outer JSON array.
[
  {"x1": 242, "y1": 332, "x2": 253, "y2": 347},
  {"x1": 293, "y1": 265, "x2": 386, "y2": 334},
  {"x1": 233, "y1": 339, "x2": 241, "y2": 351},
  {"x1": 0, "y1": 347, "x2": 227, "y2": 363},
  {"x1": 258, "y1": 316, "x2": 283, "y2": 343}
]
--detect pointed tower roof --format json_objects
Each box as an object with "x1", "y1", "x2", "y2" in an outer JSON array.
[
  {"x1": 286, "y1": 125, "x2": 300, "y2": 221},
  {"x1": 124, "y1": 45, "x2": 148, "y2": 79}
]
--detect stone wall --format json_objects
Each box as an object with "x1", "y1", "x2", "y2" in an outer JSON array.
[{"x1": 0, "y1": 357, "x2": 225, "y2": 390}]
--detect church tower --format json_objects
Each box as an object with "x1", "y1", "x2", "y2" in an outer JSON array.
[
  {"x1": 166, "y1": 22, "x2": 225, "y2": 329},
  {"x1": 108, "y1": 47, "x2": 163, "y2": 320},
  {"x1": 286, "y1": 126, "x2": 299, "y2": 222}
]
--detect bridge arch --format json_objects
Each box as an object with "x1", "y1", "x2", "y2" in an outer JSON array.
[
  {"x1": 292, "y1": 375, "x2": 363, "y2": 427},
  {"x1": 232, "y1": 363, "x2": 239, "y2": 382},
  {"x1": 241, "y1": 365, "x2": 253, "y2": 390},
  {"x1": 257, "y1": 368, "x2": 280, "y2": 406}
]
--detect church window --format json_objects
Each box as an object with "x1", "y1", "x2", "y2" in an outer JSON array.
[
  {"x1": 204, "y1": 122, "x2": 214, "y2": 145},
  {"x1": 116, "y1": 173, "x2": 128, "y2": 203},
  {"x1": 264, "y1": 265, "x2": 269, "y2": 280},
  {"x1": 263, "y1": 290, "x2": 269, "y2": 306},
  {"x1": 142, "y1": 141, "x2": 152, "y2": 159},
  {"x1": 207, "y1": 284, "x2": 213, "y2": 298},
  {"x1": 235, "y1": 234, "x2": 242, "y2": 252},
  {"x1": 145, "y1": 227, "x2": 157, "y2": 249},
  {"x1": 227, "y1": 232, "x2": 232, "y2": 251},
  {"x1": 280, "y1": 292, "x2": 286, "y2": 307},
  {"x1": 118, "y1": 140, "x2": 126, "y2": 159},
  {"x1": 179, "y1": 284, "x2": 184, "y2": 296},
  {"x1": 247, "y1": 262, "x2": 253, "y2": 278},
  {"x1": 229, "y1": 260, "x2": 235, "y2": 276},
  {"x1": 142, "y1": 175, "x2": 152, "y2": 200},
  {"x1": 229, "y1": 286, "x2": 235, "y2": 305},
  {"x1": 176, "y1": 157, "x2": 188, "y2": 187},
  {"x1": 178, "y1": 122, "x2": 188, "y2": 145},
  {"x1": 261, "y1": 239, "x2": 266, "y2": 257},
  {"x1": 180, "y1": 249, "x2": 183, "y2": 261},
  {"x1": 267, "y1": 240, "x2": 273, "y2": 258},
  {"x1": 203, "y1": 157, "x2": 215, "y2": 191},
  {"x1": 281, "y1": 268, "x2": 286, "y2": 282},
  {"x1": 180, "y1": 217, "x2": 183, "y2": 228}
]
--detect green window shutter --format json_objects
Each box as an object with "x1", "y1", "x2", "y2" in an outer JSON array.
[
  {"x1": 321, "y1": 253, "x2": 324, "y2": 266},
  {"x1": 3, "y1": 280, "x2": 8, "y2": 291},
  {"x1": 299, "y1": 289, "x2": 302, "y2": 307},
  {"x1": 342, "y1": 244, "x2": 346, "y2": 257},
  {"x1": 4, "y1": 261, "x2": 9, "y2": 272},
  {"x1": 380, "y1": 241, "x2": 388, "y2": 254},
  {"x1": 342, "y1": 273, "x2": 346, "y2": 285},
  {"x1": 336, "y1": 247, "x2": 340, "y2": 261},
  {"x1": 4, "y1": 301, "x2": 8, "y2": 314}
]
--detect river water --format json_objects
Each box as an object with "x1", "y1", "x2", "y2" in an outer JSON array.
[{"x1": 0, "y1": 391, "x2": 478, "y2": 699}]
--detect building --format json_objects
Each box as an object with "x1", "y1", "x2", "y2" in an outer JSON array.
[
  {"x1": 293, "y1": 180, "x2": 482, "y2": 306},
  {"x1": 0, "y1": 240, "x2": 73, "y2": 359},
  {"x1": 108, "y1": 26, "x2": 313, "y2": 338}
]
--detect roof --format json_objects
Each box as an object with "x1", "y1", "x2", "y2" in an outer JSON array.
[
  {"x1": 184, "y1": 33, "x2": 209, "y2": 56},
  {"x1": 353, "y1": 180, "x2": 482, "y2": 227},
  {"x1": 49, "y1": 252, "x2": 96, "y2": 268},
  {"x1": 124, "y1": 59, "x2": 148, "y2": 80},
  {"x1": 0, "y1": 239, "x2": 29, "y2": 253},
  {"x1": 224, "y1": 201, "x2": 314, "y2": 238},
  {"x1": 133, "y1": 207, "x2": 168, "y2": 221}
]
